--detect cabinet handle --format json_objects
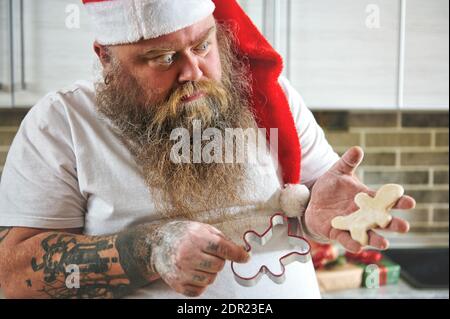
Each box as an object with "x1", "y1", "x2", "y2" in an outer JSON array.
[
  {"x1": 286, "y1": 0, "x2": 292, "y2": 80},
  {"x1": 19, "y1": 0, "x2": 26, "y2": 90},
  {"x1": 9, "y1": 0, "x2": 15, "y2": 107},
  {"x1": 262, "y1": 0, "x2": 267, "y2": 38}
]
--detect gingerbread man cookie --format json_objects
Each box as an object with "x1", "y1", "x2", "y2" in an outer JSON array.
[{"x1": 331, "y1": 184, "x2": 404, "y2": 246}]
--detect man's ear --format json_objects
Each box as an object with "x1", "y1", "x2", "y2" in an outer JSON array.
[{"x1": 93, "y1": 41, "x2": 112, "y2": 68}]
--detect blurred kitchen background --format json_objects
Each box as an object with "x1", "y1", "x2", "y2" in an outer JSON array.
[{"x1": 0, "y1": 0, "x2": 448, "y2": 298}]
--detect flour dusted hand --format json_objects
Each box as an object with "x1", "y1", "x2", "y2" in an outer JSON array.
[
  {"x1": 304, "y1": 147, "x2": 415, "y2": 253},
  {"x1": 331, "y1": 184, "x2": 405, "y2": 245},
  {"x1": 151, "y1": 221, "x2": 249, "y2": 297}
]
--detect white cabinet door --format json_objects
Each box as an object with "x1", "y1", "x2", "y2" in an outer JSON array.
[
  {"x1": 238, "y1": 0, "x2": 265, "y2": 33},
  {"x1": 13, "y1": 0, "x2": 96, "y2": 107},
  {"x1": 237, "y1": 0, "x2": 292, "y2": 77},
  {"x1": 289, "y1": 0, "x2": 400, "y2": 109},
  {"x1": 0, "y1": 0, "x2": 13, "y2": 108},
  {"x1": 403, "y1": 0, "x2": 449, "y2": 108}
]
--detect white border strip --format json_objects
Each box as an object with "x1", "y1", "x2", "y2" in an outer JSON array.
[{"x1": 397, "y1": 0, "x2": 407, "y2": 109}]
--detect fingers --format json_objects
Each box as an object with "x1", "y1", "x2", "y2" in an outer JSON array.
[
  {"x1": 179, "y1": 271, "x2": 218, "y2": 297},
  {"x1": 204, "y1": 223, "x2": 227, "y2": 238},
  {"x1": 182, "y1": 284, "x2": 208, "y2": 298},
  {"x1": 367, "y1": 230, "x2": 389, "y2": 250},
  {"x1": 201, "y1": 227, "x2": 250, "y2": 263},
  {"x1": 383, "y1": 217, "x2": 410, "y2": 233},
  {"x1": 330, "y1": 146, "x2": 364, "y2": 176},
  {"x1": 393, "y1": 195, "x2": 416, "y2": 210},
  {"x1": 195, "y1": 255, "x2": 226, "y2": 273},
  {"x1": 187, "y1": 270, "x2": 218, "y2": 287},
  {"x1": 330, "y1": 228, "x2": 362, "y2": 253},
  {"x1": 203, "y1": 236, "x2": 250, "y2": 263},
  {"x1": 161, "y1": 223, "x2": 237, "y2": 298},
  {"x1": 331, "y1": 228, "x2": 391, "y2": 252}
]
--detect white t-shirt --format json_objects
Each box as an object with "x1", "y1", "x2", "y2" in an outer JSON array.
[{"x1": 0, "y1": 77, "x2": 339, "y2": 299}]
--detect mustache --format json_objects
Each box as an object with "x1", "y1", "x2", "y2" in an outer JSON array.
[{"x1": 149, "y1": 80, "x2": 230, "y2": 133}]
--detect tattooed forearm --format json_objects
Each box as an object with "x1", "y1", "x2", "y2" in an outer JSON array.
[
  {"x1": 115, "y1": 223, "x2": 161, "y2": 287},
  {"x1": 0, "y1": 227, "x2": 12, "y2": 243},
  {"x1": 30, "y1": 233, "x2": 131, "y2": 298},
  {"x1": 27, "y1": 223, "x2": 166, "y2": 299}
]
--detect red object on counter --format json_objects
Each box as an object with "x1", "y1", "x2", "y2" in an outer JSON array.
[
  {"x1": 379, "y1": 266, "x2": 388, "y2": 285},
  {"x1": 312, "y1": 243, "x2": 339, "y2": 269},
  {"x1": 345, "y1": 250, "x2": 383, "y2": 264}
]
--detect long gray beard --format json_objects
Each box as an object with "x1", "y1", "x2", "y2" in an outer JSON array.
[
  {"x1": 95, "y1": 23, "x2": 261, "y2": 223},
  {"x1": 95, "y1": 67, "x2": 257, "y2": 223}
]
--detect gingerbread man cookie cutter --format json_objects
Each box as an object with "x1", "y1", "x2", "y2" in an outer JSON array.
[
  {"x1": 231, "y1": 213, "x2": 311, "y2": 287},
  {"x1": 331, "y1": 184, "x2": 404, "y2": 246}
]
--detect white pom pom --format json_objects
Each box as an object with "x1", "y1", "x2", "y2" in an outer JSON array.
[{"x1": 280, "y1": 184, "x2": 311, "y2": 217}]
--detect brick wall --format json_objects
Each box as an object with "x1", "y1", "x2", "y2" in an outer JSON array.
[
  {"x1": 0, "y1": 109, "x2": 449, "y2": 236},
  {"x1": 0, "y1": 110, "x2": 29, "y2": 181},
  {"x1": 315, "y1": 111, "x2": 449, "y2": 235}
]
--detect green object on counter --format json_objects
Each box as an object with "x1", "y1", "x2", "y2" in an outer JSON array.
[
  {"x1": 324, "y1": 256, "x2": 347, "y2": 269},
  {"x1": 355, "y1": 256, "x2": 401, "y2": 287}
]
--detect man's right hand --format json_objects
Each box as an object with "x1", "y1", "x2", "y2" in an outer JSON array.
[{"x1": 151, "y1": 221, "x2": 249, "y2": 297}]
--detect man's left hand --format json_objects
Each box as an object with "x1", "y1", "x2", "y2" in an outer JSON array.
[{"x1": 304, "y1": 146, "x2": 416, "y2": 253}]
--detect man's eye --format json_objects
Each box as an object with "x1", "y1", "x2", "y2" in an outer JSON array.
[
  {"x1": 195, "y1": 41, "x2": 210, "y2": 53},
  {"x1": 154, "y1": 54, "x2": 175, "y2": 65}
]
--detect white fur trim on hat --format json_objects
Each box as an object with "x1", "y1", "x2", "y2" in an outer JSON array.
[
  {"x1": 279, "y1": 184, "x2": 311, "y2": 218},
  {"x1": 84, "y1": 0, "x2": 216, "y2": 45}
]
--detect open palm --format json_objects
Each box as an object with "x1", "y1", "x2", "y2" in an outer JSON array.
[{"x1": 304, "y1": 147, "x2": 415, "y2": 253}]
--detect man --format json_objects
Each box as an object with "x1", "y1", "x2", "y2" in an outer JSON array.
[{"x1": 0, "y1": 0, "x2": 414, "y2": 299}]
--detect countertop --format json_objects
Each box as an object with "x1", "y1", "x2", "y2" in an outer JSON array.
[
  {"x1": 321, "y1": 278, "x2": 449, "y2": 299},
  {"x1": 1, "y1": 281, "x2": 448, "y2": 299}
]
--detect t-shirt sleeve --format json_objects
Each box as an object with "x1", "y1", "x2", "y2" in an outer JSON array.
[
  {"x1": 0, "y1": 94, "x2": 86, "y2": 229},
  {"x1": 279, "y1": 76, "x2": 340, "y2": 187}
]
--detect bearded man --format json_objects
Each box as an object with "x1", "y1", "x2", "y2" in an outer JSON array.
[{"x1": 0, "y1": 0, "x2": 415, "y2": 299}]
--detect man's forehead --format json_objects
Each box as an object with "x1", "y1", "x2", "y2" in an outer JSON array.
[{"x1": 134, "y1": 17, "x2": 217, "y2": 53}]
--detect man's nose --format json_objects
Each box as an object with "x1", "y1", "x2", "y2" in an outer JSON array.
[{"x1": 178, "y1": 54, "x2": 203, "y2": 83}]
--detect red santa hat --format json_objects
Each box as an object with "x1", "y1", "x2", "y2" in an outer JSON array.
[
  {"x1": 212, "y1": 0, "x2": 301, "y2": 186},
  {"x1": 83, "y1": 0, "x2": 302, "y2": 185}
]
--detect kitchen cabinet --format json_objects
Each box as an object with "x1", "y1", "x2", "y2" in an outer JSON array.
[
  {"x1": 0, "y1": 0, "x2": 95, "y2": 108},
  {"x1": 403, "y1": 0, "x2": 449, "y2": 108},
  {"x1": 0, "y1": 0, "x2": 12, "y2": 107},
  {"x1": 243, "y1": 0, "x2": 448, "y2": 110},
  {"x1": 238, "y1": 0, "x2": 264, "y2": 33},
  {"x1": 289, "y1": 0, "x2": 401, "y2": 109},
  {"x1": 289, "y1": 0, "x2": 448, "y2": 110},
  {"x1": 239, "y1": 0, "x2": 290, "y2": 76},
  {"x1": 0, "y1": 0, "x2": 448, "y2": 110}
]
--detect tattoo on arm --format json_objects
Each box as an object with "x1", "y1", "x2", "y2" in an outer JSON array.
[
  {"x1": 30, "y1": 233, "x2": 133, "y2": 298},
  {"x1": 29, "y1": 223, "x2": 163, "y2": 299},
  {"x1": 115, "y1": 224, "x2": 161, "y2": 287},
  {"x1": 0, "y1": 227, "x2": 12, "y2": 243}
]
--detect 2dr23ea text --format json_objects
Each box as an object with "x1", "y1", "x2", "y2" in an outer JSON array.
[{"x1": 177, "y1": 303, "x2": 273, "y2": 316}]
